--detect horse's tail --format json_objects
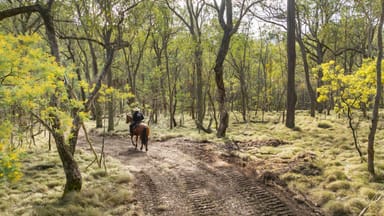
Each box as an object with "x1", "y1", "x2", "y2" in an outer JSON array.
[{"x1": 141, "y1": 126, "x2": 148, "y2": 145}]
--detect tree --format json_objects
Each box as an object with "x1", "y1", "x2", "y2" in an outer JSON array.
[
  {"x1": 317, "y1": 60, "x2": 378, "y2": 161},
  {"x1": 228, "y1": 32, "x2": 251, "y2": 122},
  {"x1": 367, "y1": 0, "x2": 384, "y2": 177},
  {"x1": 166, "y1": 0, "x2": 211, "y2": 132},
  {"x1": 0, "y1": 0, "x2": 125, "y2": 195},
  {"x1": 207, "y1": 0, "x2": 259, "y2": 137},
  {"x1": 148, "y1": 2, "x2": 177, "y2": 127},
  {"x1": 286, "y1": 0, "x2": 297, "y2": 128},
  {"x1": 295, "y1": 4, "x2": 317, "y2": 117},
  {"x1": 296, "y1": 0, "x2": 345, "y2": 113},
  {"x1": 0, "y1": 0, "x2": 85, "y2": 194}
]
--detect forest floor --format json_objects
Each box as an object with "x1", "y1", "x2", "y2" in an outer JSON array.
[
  {"x1": 3, "y1": 112, "x2": 383, "y2": 215},
  {"x1": 82, "y1": 131, "x2": 324, "y2": 216}
]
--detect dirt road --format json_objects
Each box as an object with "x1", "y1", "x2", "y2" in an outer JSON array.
[{"x1": 88, "y1": 134, "x2": 323, "y2": 216}]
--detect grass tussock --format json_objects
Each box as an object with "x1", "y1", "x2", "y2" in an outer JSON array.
[
  {"x1": 318, "y1": 121, "x2": 332, "y2": 129},
  {"x1": 311, "y1": 190, "x2": 335, "y2": 206},
  {"x1": 326, "y1": 180, "x2": 351, "y2": 192},
  {"x1": 114, "y1": 173, "x2": 134, "y2": 184},
  {"x1": 218, "y1": 111, "x2": 384, "y2": 215},
  {"x1": 0, "y1": 136, "x2": 138, "y2": 216},
  {"x1": 324, "y1": 201, "x2": 352, "y2": 216}
]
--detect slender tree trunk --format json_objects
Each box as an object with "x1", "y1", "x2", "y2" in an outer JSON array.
[
  {"x1": 296, "y1": 12, "x2": 316, "y2": 117},
  {"x1": 297, "y1": 37, "x2": 316, "y2": 117},
  {"x1": 316, "y1": 45, "x2": 325, "y2": 113},
  {"x1": 165, "y1": 44, "x2": 174, "y2": 129},
  {"x1": 214, "y1": 31, "x2": 231, "y2": 137},
  {"x1": 239, "y1": 71, "x2": 247, "y2": 122},
  {"x1": 107, "y1": 62, "x2": 114, "y2": 132},
  {"x1": 368, "y1": 0, "x2": 384, "y2": 177},
  {"x1": 88, "y1": 41, "x2": 103, "y2": 128},
  {"x1": 104, "y1": 37, "x2": 114, "y2": 132},
  {"x1": 286, "y1": 0, "x2": 297, "y2": 128},
  {"x1": 195, "y1": 44, "x2": 205, "y2": 128},
  {"x1": 94, "y1": 99, "x2": 103, "y2": 128}
]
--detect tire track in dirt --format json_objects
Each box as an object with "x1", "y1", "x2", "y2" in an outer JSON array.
[
  {"x1": 221, "y1": 169, "x2": 294, "y2": 216},
  {"x1": 134, "y1": 171, "x2": 164, "y2": 215},
  {"x1": 84, "y1": 136, "x2": 323, "y2": 216},
  {"x1": 181, "y1": 172, "x2": 221, "y2": 215}
]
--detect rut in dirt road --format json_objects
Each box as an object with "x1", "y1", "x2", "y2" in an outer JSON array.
[{"x1": 100, "y1": 137, "x2": 323, "y2": 216}]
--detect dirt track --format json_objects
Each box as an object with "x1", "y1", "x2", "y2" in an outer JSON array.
[{"x1": 86, "y1": 134, "x2": 323, "y2": 216}]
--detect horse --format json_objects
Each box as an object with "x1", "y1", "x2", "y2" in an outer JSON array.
[{"x1": 126, "y1": 114, "x2": 150, "y2": 151}]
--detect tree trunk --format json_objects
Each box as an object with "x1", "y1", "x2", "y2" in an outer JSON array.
[
  {"x1": 106, "y1": 46, "x2": 114, "y2": 132},
  {"x1": 88, "y1": 41, "x2": 103, "y2": 128},
  {"x1": 296, "y1": 12, "x2": 316, "y2": 117},
  {"x1": 69, "y1": 110, "x2": 81, "y2": 155},
  {"x1": 368, "y1": 0, "x2": 384, "y2": 177},
  {"x1": 53, "y1": 131, "x2": 82, "y2": 193},
  {"x1": 41, "y1": 2, "x2": 82, "y2": 194},
  {"x1": 286, "y1": 0, "x2": 297, "y2": 128},
  {"x1": 165, "y1": 44, "x2": 175, "y2": 129},
  {"x1": 239, "y1": 71, "x2": 248, "y2": 122},
  {"x1": 298, "y1": 38, "x2": 316, "y2": 117},
  {"x1": 195, "y1": 44, "x2": 205, "y2": 128},
  {"x1": 214, "y1": 31, "x2": 231, "y2": 137},
  {"x1": 94, "y1": 99, "x2": 103, "y2": 128}
]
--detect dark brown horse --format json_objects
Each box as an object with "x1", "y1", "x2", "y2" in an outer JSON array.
[{"x1": 126, "y1": 114, "x2": 150, "y2": 151}]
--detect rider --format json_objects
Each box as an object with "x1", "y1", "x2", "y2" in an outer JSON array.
[{"x1": 130, "y1": 108, "x2": 144, "y2": 135}]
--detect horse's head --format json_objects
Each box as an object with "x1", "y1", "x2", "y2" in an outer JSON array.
[{"x1": 126, "y1": 114, "x2": 132, "y2": 123}]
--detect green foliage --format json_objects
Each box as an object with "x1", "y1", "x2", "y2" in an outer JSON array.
[
  {"x1": 0, "y1": 33, "x2": 135, "y2": 183},
  {"x1": 0, "y1": 33, "x2": 71, "y2": 128},
  {"x1": 0, "y1": 33, "x2": 132, "y2": 139}
]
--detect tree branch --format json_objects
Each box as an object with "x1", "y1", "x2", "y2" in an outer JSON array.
[
  {"x1": 30, "y1": 112, "x2": 54, "y2": 134},
  {"x1": 85, "y1": 49, "x2": 115, "y2": 110},
  {"x1": 0, "y1": 4, "x2": 40, "y2": 20},
  {"x1": 58, "y1": 35, "x2": 106, "y2": 48},
  {"x1": 249, "y1": 9, "x2": 286, "y2": 30}
]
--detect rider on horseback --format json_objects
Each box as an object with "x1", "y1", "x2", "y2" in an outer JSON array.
[{"x1": 130, "y1": 108, "x2": 144, "y2": 135}]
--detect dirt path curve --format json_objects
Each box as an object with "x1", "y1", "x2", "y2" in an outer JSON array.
[{"x1": 85, "y1": 135, "x2": 323, "y2": 216}]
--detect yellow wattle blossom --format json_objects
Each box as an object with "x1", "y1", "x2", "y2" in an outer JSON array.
[{"x1": 317, "y1": 59, "x2": 381, "y2": 114}]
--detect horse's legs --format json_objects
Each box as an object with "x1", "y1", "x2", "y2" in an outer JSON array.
[
  {"x1": 140, "y1": 135, "x2": 143, "y2": 151},
  {"x1": 131, "y1": 135, "x2": 137, "y2": 149},
  {"x1": 136, "y1": 136, "x2": 140, "y2": 150}
]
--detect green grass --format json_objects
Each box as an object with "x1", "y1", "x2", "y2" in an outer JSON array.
[
  {"x1": 2, "y1": 111, "x2": 384, "y2": 215},
  {"x1": 0, "y1": 135, "x2": 138, "y2": 216},
  {"x1": 155, "y1": 111, "x2": 384, "y2": 216}
]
